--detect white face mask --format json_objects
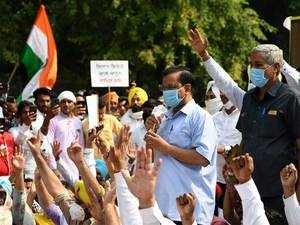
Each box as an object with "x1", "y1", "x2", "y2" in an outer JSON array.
[
  {"x1": 131, "y1": 110, "x2": 143, "y2": 120},
  {"x1": 224, "y1": 100, "x2": 234, "y2": 110},
  {"x1": 205, "y1": 98, "x2": 223, "y2": 115}
]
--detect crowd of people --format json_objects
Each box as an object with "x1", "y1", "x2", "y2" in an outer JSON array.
[{"x1": 0, "y1": 28, "x2": 299, "y2": 225}]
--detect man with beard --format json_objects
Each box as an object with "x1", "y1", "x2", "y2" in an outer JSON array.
[
  {"x1": 120, "y1": 86, "x2": 148, "y2": 131},
  {"x1": 101, "y1": 91, "x2": 119, "y2": 117}
]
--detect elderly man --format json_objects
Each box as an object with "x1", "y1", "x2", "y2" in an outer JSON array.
[
  {"x1": 120, "y1": 86, "x2": 148, "y2": 131},
  {"x1": 47, "y1": 91, "x2": 84, "y2": 181},
  {"x1": 189, "y1": 28, "x2": 300, "y2": 223},
  {"x1": 145, "y1": 66, "x2": 217, "y2": 225}
]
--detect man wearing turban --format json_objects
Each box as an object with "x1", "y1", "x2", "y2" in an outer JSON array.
[
  {"x1": 120, "y1": 86, "x2": 148, "y2": 131},
  {"x1": 101, "y1": 91, "x2": 119, "y2": 116}
]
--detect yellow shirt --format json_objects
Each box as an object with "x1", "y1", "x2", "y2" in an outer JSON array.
[{"x1": 82, "y1": 114, "x2": 123, "y2": 159}]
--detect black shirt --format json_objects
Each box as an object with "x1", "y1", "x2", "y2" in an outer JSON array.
[{"x1": 237, "y1": 80, "x2": 300, "y2": 198}]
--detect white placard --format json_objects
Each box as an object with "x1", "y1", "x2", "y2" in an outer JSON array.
[
  {"x1": 90, "y1": 60, "x2": 129, "y2": 87},
  {"x1": 86, "y1": 94, "x2": 99, "y2": 129}
]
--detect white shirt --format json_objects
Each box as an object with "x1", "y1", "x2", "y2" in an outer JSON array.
[
  {"x1": 131, "y1": 123, "x2": 147, "y2": 149},
  {"x1": 9, "y1": 124, "x2": 37, "y2": 179},
  {"x1": 120, "y1": 109, "x2": 144, "y2": 132},
  {"x1": 235, "y1": 179, "x2": 270, "y2": 225},
  {"x1": 47, "y1": 113, "x2": 84, "y2": 180},
  {"x1": 281, "y1": 61, "x2": 300, "y2": 94},
  {"x1": 212, "y1": 108, "x2": 242, "y2": 183},
  {"x1": 283, "y1": 193, "x2": 300, "y2": 225}
]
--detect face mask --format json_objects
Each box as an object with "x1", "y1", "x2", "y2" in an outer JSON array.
[
  {"x1": 163, "y1": 89, "x2": 183, "y2": 109},
  {"x1": 250, "y1": 68, "x2": 269, "y2": 88},
  {"x1": 205, "y1": 98, "x2": 223, "y2": 115},
  {"x1": 224, "y1": 100, "x2": 234, "y2": 110},
  {"x1": 131, "y1": 110, "x2": 143, "y2": 120}
]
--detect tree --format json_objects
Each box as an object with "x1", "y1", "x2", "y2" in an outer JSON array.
[{"x1": 0, "y1": 0, "x2": 273, "y2": 103}]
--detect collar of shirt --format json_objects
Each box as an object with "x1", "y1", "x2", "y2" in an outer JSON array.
[
  {"x1": 249, "y1": 80, "x2": 282, "y2": 101},
  {"x1": 165, "y1": 99, "x2": 196, "y2": 119},
  {"x1": 221, "y1": 106, "x2": 239, "y2": 115}
]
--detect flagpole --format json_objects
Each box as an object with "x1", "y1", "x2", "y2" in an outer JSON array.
[
  {"x1": 108, "y1": 86, "x2": 111, "y2": 114},
  {"x1": 7, "y1": 58, "x2": 19, "y2": 95}
]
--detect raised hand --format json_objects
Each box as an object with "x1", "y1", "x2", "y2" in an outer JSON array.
[
  {"x1": 176, "y1": 193, "x2": 196, "y2": 225},
  {"x1": 280, "y1": 163, "x2": 298, "y2": 198},
  {"x1": 51, "y1": 140, "x2": 61, "y2": 161},
  {"x1": 88, "y1": 125, "x2": 104, "y2": 143},
  {"x1": 229, "y1": 153, "x2": 254, "y2": 184},
  {"x1": 67, "y1": 142, "x2": 84, "y2": 164},
  {"x1": 105, "y1": 147, "x2": 127, "y2": 174},
  {"x1": 12, "y1": 150, "x2": 25, "y2": 171},
  {"x1": 116, "y1": 125, "x2": 131, "y2": 150},
  {"x1": 27, "y1": 136, "x2": 42, "y2": 156},
  {"x1": 0, "y1": 144, "x2": 8, "y2": 157},
  {"x1": 188, "y1": 28, "x2": 209, "y2": 58},
  {"x1": 95, "y1": 136, "x2": 110, "y2": 157},
  {"x1": 103, "y1": 181, "x2": 117, "y2": 206},
  {"x1": 122, "y1": 148, "x2": 161, "y2": 208}
]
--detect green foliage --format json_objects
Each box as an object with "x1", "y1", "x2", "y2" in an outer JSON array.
[{"x1": 0, "y1": 0, "x2": 274, "y2": 103}]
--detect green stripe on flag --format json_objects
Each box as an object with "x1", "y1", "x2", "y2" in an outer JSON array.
[{"x1": 21, "y1": 44, "x2": 43, "y2": 78}]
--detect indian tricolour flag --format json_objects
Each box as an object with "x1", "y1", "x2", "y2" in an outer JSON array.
[{"x1": 20, "y1": 4, "x2": 57, "y2": 100}]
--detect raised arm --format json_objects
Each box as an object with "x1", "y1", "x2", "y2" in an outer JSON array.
[
  {"x1": 230, "y1": 154, "x2": 270, "y2": 225},
  {"x1": 281, "y1": 60, "x2": 300, "y2": 91},
  {"x1": 188, "y1": 28, "x2": 245, "y2": 110},
  {"x1": 280, "y1": 163, "x2": 300, "y2": 225}
]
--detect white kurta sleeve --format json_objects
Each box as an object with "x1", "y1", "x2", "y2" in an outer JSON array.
[
  {"x1": 203, "y1": 57, "x2": 246, "y2": 110},
  {"x1": 114, "y1": 171, "x2": 142, "y2": 225},
  {"x1": 283, "y1": 193, "x2": 300, "y2": 225},
  {"x1": 235, "y1": 178, "x2": 270, "y2": 225}
]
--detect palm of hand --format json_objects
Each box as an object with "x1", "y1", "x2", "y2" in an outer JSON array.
[
  {"x1": 13, "y1": 156, "x2": 25, "y2": 170},
  {"x1": 129, "y1": 169, "x2": 156, "y2": 200}
]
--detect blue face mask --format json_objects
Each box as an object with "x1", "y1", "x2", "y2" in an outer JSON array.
[
  {"x1": 163, "y1": 89, "x2": 183, "y2": 108},
  {"x1": 250, "y1": 68, "x2": 269, "y2": 88}
]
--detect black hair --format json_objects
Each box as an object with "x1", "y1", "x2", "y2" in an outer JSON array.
[
  {"x1": 33, "y1": 87, "x2": 52, "y2": 100},
  {"x1": 98, "y1": 98, "x2": 106, "y2": 109},
  {"x1": 17, "y1": 100, "x2": 33, "y2": 117},
  {"x1": 6, "y1": 96, "x2": 16, "y2": 103},
  {"x1": 118, "y1": 96, "x2": 129, "y2": 104},
  {"x1": 162, "y1": 65, "x2": 194, "y2": 86}
]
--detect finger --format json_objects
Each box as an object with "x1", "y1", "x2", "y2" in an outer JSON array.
[
  {"x1": 136, "y1": 150, "x2": 142, "y2": 169},
  {"x1": 140, "y1": 148, "x2": 146, "y2": 170},
  {"x1": 145, "y1": 148, "x2": 152, "y2": 170}
]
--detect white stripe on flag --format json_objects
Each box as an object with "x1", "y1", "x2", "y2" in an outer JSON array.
[
  {"x1": 21, "y1": 69, "x2": 42, "y2": 100},
  {"x1": 26, "y1": 25, "x2": 48, "y2": 65}
]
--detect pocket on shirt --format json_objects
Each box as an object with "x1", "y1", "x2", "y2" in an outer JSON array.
[{"x1": 259, "y1": 113, "x2": 286, "y2": 138}]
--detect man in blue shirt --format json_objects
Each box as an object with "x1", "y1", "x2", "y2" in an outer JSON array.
[{"x1": 145, "y1": 66, "x2": 218, "y2": 225}]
